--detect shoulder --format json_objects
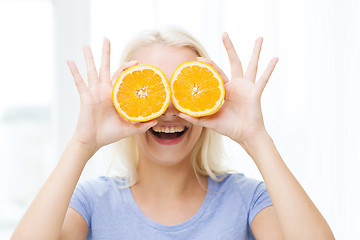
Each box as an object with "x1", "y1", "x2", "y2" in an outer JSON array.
[
  {"x1": 69, "y1": 176, "x2": 129, "y2": 229},
  {"x1": 73, "y1": 176, "x2": 128, "y2": 203},
  {"x1": 212, "y1": 173, "x2": 270, "y2": 208},
  {"x1": 205, "y1": 173, "x2": 272, "y2": 233},
  {"x1": 215, "y1": 173, "x2": 264, "y2": 192}
]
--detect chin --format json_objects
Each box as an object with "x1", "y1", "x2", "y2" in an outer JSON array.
[
  {"x1": 135, "y1": 124, "x2": 202, "y2": 168},
  {"x1": 150, "y1": 150, "x2": 193, "y2": 167}
]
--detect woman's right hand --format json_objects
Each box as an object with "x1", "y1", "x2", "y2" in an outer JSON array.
[{"x1": 67, "y1": 38, "x2": 156, "y2": 154}]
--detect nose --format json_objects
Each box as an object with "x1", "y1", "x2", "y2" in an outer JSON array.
[{"x1": 162, "y1": 100, "x2": 179, "y2": 119}]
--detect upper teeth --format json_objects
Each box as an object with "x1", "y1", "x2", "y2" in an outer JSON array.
[{"x1": 152, "y1": 126, "x2": 185, "y2": 133}]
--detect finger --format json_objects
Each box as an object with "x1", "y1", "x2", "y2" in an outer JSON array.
[
  {"x1": 138, "y1": 119, "x2": 158, "y2": 131},
  {"x1": 83, "y1": 45, "x2": 99, "y2": 87},
  {"x1": 178, "y1": 113, "x2": 215, "y2": 130},
  {"x1": 129, "y1": 119, "x2": 157, "y2": 134},
  {"x1": 111, "y1": 60, "x2": 138, "y2": 86},
  {"x1": 196, "y1": 57, "x2": 229, "y2": 84},
  {"x1": 66, "y1": 59, "x2": 88, "y2": 96},
  {"x1": 256, "y1": 57, "x2": 279, "y2": 94},
  {"x1": 245, "y1": 37, "x2": 263, "y2": 83},
  {"x1": 222, "y1": 32, "x2": 244, "y2": 78},
  {"x1": 99, "y1": 37, "x2": 111, "y2": 83},
  {"x1": 178, "y1": 113, "x2": 202, "y2": 126}
]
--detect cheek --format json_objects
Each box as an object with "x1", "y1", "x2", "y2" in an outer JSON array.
[
  {"x1": 189, "y1": 126, "x2": 203, "y2": 144},
  {"x1": 134, "y1": 133, "x2": 149, "y2": 151}
]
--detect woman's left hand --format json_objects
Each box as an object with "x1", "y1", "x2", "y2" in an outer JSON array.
[{"x1": 179, "y1": 33, "x2": 278, "y2": 145}]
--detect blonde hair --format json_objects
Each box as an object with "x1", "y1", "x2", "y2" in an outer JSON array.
[{"x1": 106, "y1": 27, "x2": 231, "y2": 185}]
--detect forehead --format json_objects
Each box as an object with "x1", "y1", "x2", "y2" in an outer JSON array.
[{"x1": 132, "y1": 44, "x2": 199, "y2": 79}]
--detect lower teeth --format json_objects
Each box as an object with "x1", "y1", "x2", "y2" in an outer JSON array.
[{"x1": 152, "y1": 130, "x2": 186, "y2": 139}]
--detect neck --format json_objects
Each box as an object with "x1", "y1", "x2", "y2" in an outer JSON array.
[
  {"x1": 132, "y1": 154, "x2": 207, "y2": 200},
  {"x1": 130, "y1": 153, "x2": 208, "y2": 225}
]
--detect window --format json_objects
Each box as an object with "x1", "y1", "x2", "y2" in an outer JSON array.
[{"x1": 0, "y1": 0, "x2": 53, "y2": 238}]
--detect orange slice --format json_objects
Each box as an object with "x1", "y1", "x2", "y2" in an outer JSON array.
[
  {"x1": 112, "y1": 64, "x2": 170, "y2": 122},
  {"x1": 170, "y1": 61, "x2": 225, "y2": 117}
]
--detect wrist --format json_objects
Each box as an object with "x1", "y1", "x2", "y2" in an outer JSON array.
[
  {"x1": 237, "y1": 130, "x2": 273, "y2": 157},
  {"x1": 70, "y1": 134, "x2": 99, "y2": 157}
]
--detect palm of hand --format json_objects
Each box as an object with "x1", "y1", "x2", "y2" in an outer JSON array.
[
  {"x1": 67, "y1": 39, "x2": 156, "y2": 151},
  {"x1": 75, "y1": 82, "x2": 125, "y2": 147},
  {"x1": 180, "y1": 34, "x2": 278, "y2": 144},
  {"x1": 219, "y1": 78, "x2": 265, "y2": 143}
]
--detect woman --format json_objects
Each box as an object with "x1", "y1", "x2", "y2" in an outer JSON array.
[{"x1": 12, "y1": 28, "x2": 334, "y2": 239}]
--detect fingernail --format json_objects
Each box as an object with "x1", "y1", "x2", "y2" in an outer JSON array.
[
  {"x1": 178, "y1": 113, "x2": 186, "y2": 119},
  {"x1": 151, "y1": 120, "x2": 157, "y2": 127},
  {"x1": 129, "y1": 60, "x2": 138, "y2": 65}
]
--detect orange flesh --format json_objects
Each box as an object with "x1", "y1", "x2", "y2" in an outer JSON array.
[
  {"x1": 116, "y1": 69, "x2": 166, "y2": 118},
  {"x1": 173, "y1": 66, "x2": 221, "y2": 112}
]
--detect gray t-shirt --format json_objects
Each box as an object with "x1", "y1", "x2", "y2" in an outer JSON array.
[{"x1": 70, "y1": 173, "x2": 272, "y2": 239}]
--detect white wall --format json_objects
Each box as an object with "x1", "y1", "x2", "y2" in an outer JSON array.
[{"x1": 0, "y1": 0, "x2": 359, "y2": 239}]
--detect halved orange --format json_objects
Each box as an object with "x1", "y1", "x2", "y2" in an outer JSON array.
[
  {"x1": 170, "y1": 61, "x2": 225, "y2": 117},
  {"x1": 112, "y1": 64, "x2": 170, "y2": 122}
]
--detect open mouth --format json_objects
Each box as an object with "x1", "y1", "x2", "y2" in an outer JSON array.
[{"x1": 150, "y1": 125, "x2": 188, "y2": 141}]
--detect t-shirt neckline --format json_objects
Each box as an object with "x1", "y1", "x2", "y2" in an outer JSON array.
[{"x1": 125, "y1": 176, "x2": 215, "y2": 232}]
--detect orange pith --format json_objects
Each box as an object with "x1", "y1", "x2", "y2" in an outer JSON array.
[
  {"x1": 112, "y1": 64, "x2": 170, "y2": 122},
  {"x1": 170, "y1": 61, "x2": 225, "y2": 117}
]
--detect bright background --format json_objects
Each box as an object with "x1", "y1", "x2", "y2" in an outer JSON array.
[{"x1": 1, "y1": 0, "x2": 359, "y2": 239}]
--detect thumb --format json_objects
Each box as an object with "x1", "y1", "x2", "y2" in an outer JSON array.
[
  {"x1": 179, "y1": 113, "x2": 214, "y2": 130},
  {"x1": 135, "y1": 119, "x2": 158, "y2": 133}
]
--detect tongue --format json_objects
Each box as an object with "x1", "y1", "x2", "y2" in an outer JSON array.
[{"x1": 156, "y1": 132, "x2": 180, "y2": 139}]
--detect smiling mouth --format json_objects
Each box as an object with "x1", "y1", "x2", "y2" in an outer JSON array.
[{"x1": 150, "y1": 127, "x2": 188, "y2": 140}]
